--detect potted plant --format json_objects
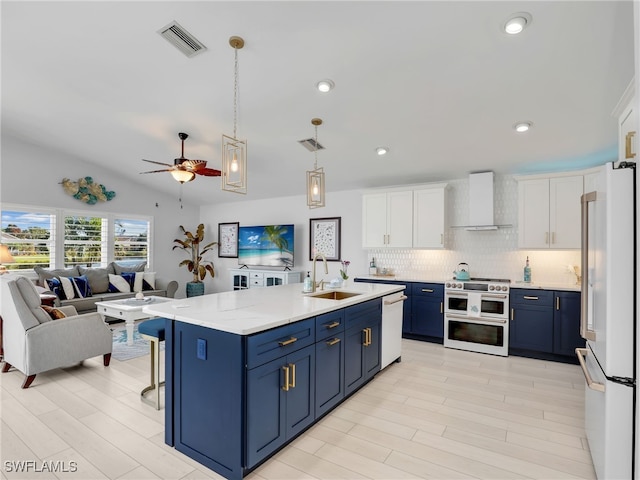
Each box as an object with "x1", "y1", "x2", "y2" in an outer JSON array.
[{"x1": 173, "y1": 224, "x2": 217, "y2": 297}]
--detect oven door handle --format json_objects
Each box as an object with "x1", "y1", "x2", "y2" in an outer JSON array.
[
  {"x1": 445, "y1": 313, "x2": 507, "y2": 324},
  {"x1": 481, "y1": 293, "x2": 508, "y2": 299}
]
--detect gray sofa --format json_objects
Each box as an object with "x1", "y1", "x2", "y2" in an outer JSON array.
[{"x1": 34, "y1": 263, "x2": 178, "y2": 314}]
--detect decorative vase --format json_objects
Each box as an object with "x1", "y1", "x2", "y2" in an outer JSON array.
[{"x1": 186, "y1": 282, "x2": 205, "y2": 297}]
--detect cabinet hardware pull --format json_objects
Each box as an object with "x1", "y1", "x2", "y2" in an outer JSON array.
[
  {"x1": 576, "y1": 348, "x2": 605, "y2": 392},
  {"x1": 326, "y1": 338, "x2": 341, "y2": 346},
  {"x1": 626, "y1": 131, "x2": 636, "y2": 159},
  {"x1": 523, "y1": 296, "x2": 539, "y2": 300},
  {"x1": 279, "y1": 337, "x2": 297, "y2": 347},
  {"x1": 440, "y1": 302, "x2": 443, "y2": 314},
  {"x1": 384, "y1": 295, "x2": 408, "y2": 305},
  {"x1": 290, "y1": 363, "x2": 296, "y2": 389},
  {"x1": 422, "y1": 289, "x2": 434, "y2": 293},
  {"x1": 282, "y1": 366, "x2": 290, "y2": 391},
  {"x1": 368, "y1": 327, "x2": 372, "y2": 346},
  {"x1": 556, "y1": 297, "x2": 560, "y2": 310},
  {"x1": 545, "y1": 232, "x2": 549, "y2": 244},
  {"x1": 511, "y1": 308, "x2": 514, "y2": 321},
  {"x1": 325, "y1": 321, "x2": 340, "y2": 329}
]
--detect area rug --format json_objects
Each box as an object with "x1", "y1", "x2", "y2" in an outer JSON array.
[{"x1": 111, "y1": 323, "x2": 164, "y2": 362}]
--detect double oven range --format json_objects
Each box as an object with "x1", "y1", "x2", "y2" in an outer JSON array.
[{"x1": 444, "y1": 278, "x2": 510, "y2": 356}]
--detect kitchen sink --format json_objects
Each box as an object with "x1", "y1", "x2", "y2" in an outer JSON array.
[{"x1": 306, "y1": 290, "x2": 362, "y2": 300}]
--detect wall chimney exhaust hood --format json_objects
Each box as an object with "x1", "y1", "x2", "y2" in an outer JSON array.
[{"x1": 454, "y1": 171, "x2": 512, "y2": 231}]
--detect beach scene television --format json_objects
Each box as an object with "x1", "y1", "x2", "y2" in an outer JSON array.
[{"x1": 238, "y1": 225, "x2": 294, "y2": 267}]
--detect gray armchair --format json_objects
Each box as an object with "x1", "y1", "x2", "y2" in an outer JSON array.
[{"x1": 1, "y1": 276, "x2": 112, "y2": 388}]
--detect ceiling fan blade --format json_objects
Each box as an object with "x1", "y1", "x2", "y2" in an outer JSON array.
[
  {"x1": 195, "y1": 168, "x2": 222, "y2": 177},
  {"x1": 140, "y1": 169, "x2": 174, "y2": 174},
  {"x1": 142, "y1": 159, "x2": 173, "y2": 167}
]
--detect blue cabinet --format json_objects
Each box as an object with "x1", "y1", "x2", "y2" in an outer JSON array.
[
  {"x1": 344, "y1": 299, "x2": 382, "y2": 396},
  {"x1": 553, "y1": 291, "x2": 583, "y2": 356},
  {"x1": 411, "y1": 283, "x2": 444, "y2": 339},
  {"x1": 315, "y1": 310, "x2": 345, "y2": 418},
  {"x1": 509, "y1": 289, "x2": 554, "y2": 353}
]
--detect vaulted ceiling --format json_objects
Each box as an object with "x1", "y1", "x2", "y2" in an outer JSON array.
[{"x1": 2, "y1": 1, "x2": 635, "y2": 205}]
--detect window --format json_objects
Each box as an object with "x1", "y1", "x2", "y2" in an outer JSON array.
[
  {"x1": 114, "y1": 218, "x2": 150, "y2": 266},
  {"x1": 1, "y1": 208, "x2": 55, "y2": 270},
  {"x1": 1, "y1": 205, "x2": 151, "y2": 271}
]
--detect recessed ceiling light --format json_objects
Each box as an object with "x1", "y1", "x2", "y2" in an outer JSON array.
[
  {"x1": 375, "y1": 146, "x2": 389, "y2": 156},
  {"x1": 503, "y1": 12, "x2": 532, "y2": 35},
  {"x1": 514, "y1": 122, "x2": 532, "y2": 133},
  {"x1": 316, "y1": 79, "x2": 335, "y2": 93}
]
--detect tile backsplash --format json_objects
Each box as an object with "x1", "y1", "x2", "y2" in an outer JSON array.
[{"x1": 367, "y1": 175, "x2": 581, "y2": 286}]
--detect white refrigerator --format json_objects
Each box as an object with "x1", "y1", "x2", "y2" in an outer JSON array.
[{"x1": 576, "y1": 161, "x2": 636, "y2": 479}]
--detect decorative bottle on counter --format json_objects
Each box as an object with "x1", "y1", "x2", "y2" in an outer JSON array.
[
  {"x1": 524, "y1": 256, "x2": 531, "y2": 283},
  {"x1": 303, "y1": 271, "x2": 313, "y2": 293},
  {"x1": 369, "y1": 257, "x2": 377, "y2": 275}
]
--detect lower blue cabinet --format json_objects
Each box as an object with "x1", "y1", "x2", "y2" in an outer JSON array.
[
  {"x1": 315, "y1": 332, "x2": 345, "y2": 417},
  {"x1": 344, "y1": 299, "x2": 382, "y2": 396},
  {"x1": 553, "y1": 291, "x2": 582, "y2": 356},
  {"x1": 246, "y1": 344, "x2": 315, "y2": 468}
]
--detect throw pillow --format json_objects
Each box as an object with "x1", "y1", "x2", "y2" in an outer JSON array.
[
  {"x1": 72, "y1": 275, "x2": 92, "y2": 298},
  {"x1": 59, "y1": 276, "x2": 76, "y2": 300},
  {"x1": 41, "y1": 305, "x2": 67, "y2": 320},
  {"x1": 34, "y1": 266, "x2": 79, "y2": 288},
  {"x1": 45, "y1": 277, "x2": 66, "y2": 300},
  {"x1": 78, "y1": 266, "x2": 110, "y2": 293},
  {"x1": 120, "y1": 272, "x2": 136, "y2": 291},
  {"x1": 108, "y1": 274, "x2": 131, "y2": 293},
  {"x1": 111, "y1": 262, "x2": 146, "y2": 275},
  {"x1": 133, "y1": 271, "x2": 156, "y2": 292}
]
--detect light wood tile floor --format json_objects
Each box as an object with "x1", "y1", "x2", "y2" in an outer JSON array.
[{"x1": 1, "y1": 339, "x2": 595, "y2": 480}]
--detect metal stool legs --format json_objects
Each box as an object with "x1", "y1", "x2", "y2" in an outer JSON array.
[{"x1": 140, "y1": 333, "x2": 164, "y2": 410}]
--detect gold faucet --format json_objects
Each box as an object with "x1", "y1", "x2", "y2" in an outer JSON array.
[{"x1": 311, "y1": 253, "x2": 328, "y2": 293}]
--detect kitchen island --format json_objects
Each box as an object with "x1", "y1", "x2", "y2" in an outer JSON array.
[{"x1": 143, "y1": 281, "x2": 404, "y2": 480}]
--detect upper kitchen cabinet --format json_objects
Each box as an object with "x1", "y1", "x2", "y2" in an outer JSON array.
[
  {"x1": 613, "y1": 80, "x2": 636, "y2": 164},
  {"x1": 362, "y1": 190, "x2": 413, "y2": 248},
  {"x1": 517, "y1": 175, "x2": 583, "y2": 249},
  {"x1": 413, "y1": 184, "x2": 447, "y2": 249}
]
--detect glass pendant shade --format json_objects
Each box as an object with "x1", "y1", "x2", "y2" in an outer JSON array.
[
  {"x1": 170, "y1": 169, "x2": 195, "y2": 183},
  {"x1": 222, "y1": 135, "x2": 247, "y2": 194},
  {"x1": 306, "y1": 167, "x2": 325, "y2": 208}
]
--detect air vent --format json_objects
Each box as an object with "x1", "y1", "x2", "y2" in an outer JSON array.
[
  {"x1": 298, "y1": 138, "x2": 325, "y2": 152},
  {"x1": 158, "y1": 21, "x2": 207, "y2": 58}
]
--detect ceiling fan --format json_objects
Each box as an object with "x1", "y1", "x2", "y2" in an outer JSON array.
[{"x1": 140, "y1": 132, "x2": 221, "y2": 184}]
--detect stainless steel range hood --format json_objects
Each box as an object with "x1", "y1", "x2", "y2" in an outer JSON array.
[{"x1": 456, "y1": 171, "x2": 511, "y2": 231}]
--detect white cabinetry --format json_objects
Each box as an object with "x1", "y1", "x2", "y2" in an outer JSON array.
[
  {"x1": 229, "y1": 269, "x2": 302, "y2": 291},
  {"x1": 362, "y1": 190, "x2": 413, "y2": 248},
  {"x1": 413, "y1": 184, "x2": 447, "y2": 248},
  {"x1": 613, "y1": 80, "x2": 636, "y2": 164},
  {"x1": 518, "y1": 175, "x2": 583, "y2": 249}
]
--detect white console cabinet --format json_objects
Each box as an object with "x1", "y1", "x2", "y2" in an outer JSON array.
[{"x1": 229, "y1": 269, "x2": 302, "y2": 290}]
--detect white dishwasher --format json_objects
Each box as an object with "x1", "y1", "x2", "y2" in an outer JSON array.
[{"x1": 381, "y1": 291, "x2": 407, "y2": 369}]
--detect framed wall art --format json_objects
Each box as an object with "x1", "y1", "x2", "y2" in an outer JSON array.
[
  {"x1": 218, "y1": 222, "x2": 239, "y2": 258},
  {"x1": 309, "y1": 217, "x2": 341, "y2": 261}
]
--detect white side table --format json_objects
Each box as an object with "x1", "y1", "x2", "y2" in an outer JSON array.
[{"x1": 95, "y1": 296, "x2": 173, "y2": 346}]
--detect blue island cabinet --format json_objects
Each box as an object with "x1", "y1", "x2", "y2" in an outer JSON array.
[{"x1": 165, "y1": 298, "x2": 383, "y2": 479}]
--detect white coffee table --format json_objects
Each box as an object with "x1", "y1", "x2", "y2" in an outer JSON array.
[{"x1": 96, "y1": 296, "x2": 173, "y2": 346}]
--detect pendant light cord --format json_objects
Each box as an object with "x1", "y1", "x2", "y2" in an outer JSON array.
[
  {"x1": 314, "y1": 124, "x2": 318, "y2": 170},
  {"x1": 233, "y1": 46, "x2": 239, "y2": 140}
]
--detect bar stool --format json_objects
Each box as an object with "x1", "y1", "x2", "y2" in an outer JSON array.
[{"x1": 138, "y1": 318, "x2": 166, "y2": 410}]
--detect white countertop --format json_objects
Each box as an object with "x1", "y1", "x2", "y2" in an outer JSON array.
[
  {"x1": 355, "y1": 275, "x2": 581, "y2": 292},
  {"x1": 142, "y1": 282, "x2": 405, "y2": 335}
]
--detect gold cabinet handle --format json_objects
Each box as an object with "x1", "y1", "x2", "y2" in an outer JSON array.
[
  {"x1": 282, "y1": 365, "x2": 290, "y2": 391},
  {"x1": 440, "y1": 302, "x2": 443, "y2": 314},
  {"x1": 625, "y1": 131, "x2": 636, "y2": 159},
  {"x1": 362, "y1": 328, "x2": 368, "y2": 346},
  {"x1": 511, "y1": 308, "x2": 514, "y2": 321},
  {"x1": 523, "y1": 296, "x2": 539, "y2": 300},
  {"x1": 279, "y1": 337, "x2": 297, "y2": 347},
  {"x1": 325, "y1": 321, "x2": 340, "y2": 329},
  {"x1": 556, "y1": 297, "x2": 560, "y2": 310},
  {"x1": 422, "y1": 289, "x2": 434, "y2": 293},
  {"x1": 326, "y1": 337, "x2": 341, "y2": 346},
  {"x1": 290, "y1": 363, "x2": 296, "y2": 389}
]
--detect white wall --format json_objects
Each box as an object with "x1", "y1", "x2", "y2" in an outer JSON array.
[
  {"x1": 1, "y1": 134, "x2": 199, "y2": 296},
  {"x1": 200, "y1": 174, "x2": 582, "y2": 294}
]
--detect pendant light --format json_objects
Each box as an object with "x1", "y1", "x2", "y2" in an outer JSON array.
[
  {"x1": 306, "y1": 118, "x2": 325, "y2": 209},
  {"x1": 222, "y1": 36, "x2": 247, "y2": 194}
]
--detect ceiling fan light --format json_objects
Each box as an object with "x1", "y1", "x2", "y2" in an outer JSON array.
[{"x1": 171, "y1": 169, "x2": 195, "y2": 183}]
